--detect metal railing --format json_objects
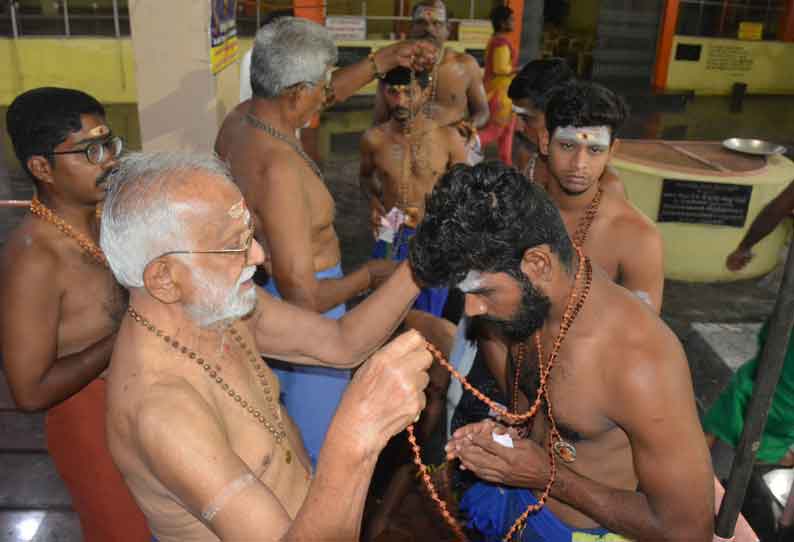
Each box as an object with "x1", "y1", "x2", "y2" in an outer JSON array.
[
  {"x1": 677, "y1": 0, "x2": 786, "y2": 39},
  {"x1": 2, "y1": 0, "x2": 130, "y2": 38}
]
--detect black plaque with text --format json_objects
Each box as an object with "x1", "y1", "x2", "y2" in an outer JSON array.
[
  {"x1": 657, "y1": 179, "x2": 752, "y2": 228},
  {"x1": 337, "y1": 46, "x2": 371, "y2": 68}
]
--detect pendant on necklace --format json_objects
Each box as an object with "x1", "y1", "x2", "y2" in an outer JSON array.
[
  {"x1": 285, "y1": 449, "x2": 292, "y2": 464},
  {"x1": 553, "y1": 439, "x2": 577, "y2": 463}
]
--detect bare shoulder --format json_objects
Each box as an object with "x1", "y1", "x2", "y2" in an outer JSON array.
[
  {"x1": 452, "y1": 50, "x2": 481, "y2": 75},
  {"x1": 362, "y1": 125, "x2": 387, "y2": 149},
  {"x1": 606, "y1": 192, "x2": 661, "y2": 245},
  {"x1": 596, "y1": 288, "x2": 685, "y2": 392},
  {"x1": 0, "y1": 219, "x2": 60, "y2": 289},
  {"x1": 215, "y1": 102, "x2": 248, "y2": 157},
  {"x1": 135, "y1": 376, "x2": 221, "y2": 449}
]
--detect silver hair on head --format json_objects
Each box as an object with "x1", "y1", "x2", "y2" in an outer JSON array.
[
  {"x1": 99, "y1": 151, "x2": 234, "y2": 289},
  {"x1": 250, "y1": 17, "x2": 338, "y2": 99}
]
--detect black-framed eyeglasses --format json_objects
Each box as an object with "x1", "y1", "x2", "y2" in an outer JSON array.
[
  {"x1": 48, "y1": 136, "x2": 124, "y2": 165},
  {"x1": 147, "y1": 224, "x2": 255, "y2": 268}
]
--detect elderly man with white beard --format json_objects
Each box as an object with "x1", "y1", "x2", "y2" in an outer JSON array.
[{"x1": 99, "y1": 152, "x2": 432, "y2": 542}]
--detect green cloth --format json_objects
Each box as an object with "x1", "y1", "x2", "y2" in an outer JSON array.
[{"x1": 703, "y1": 322, "x2": 794, "y2": 463}]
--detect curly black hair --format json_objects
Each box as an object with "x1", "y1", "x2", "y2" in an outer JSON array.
[
  {"x1": 544, "y1": 81, "x2": 628, "y2": 139},
  {"x1": 409, "y1": 161, "x2": 574, "y2": 287},
  {"x1": 6, "y1": 87, "x2": 105, "y2": 181},
  {"x1": 507, "y1": 58, "x2": 575, "y2": 109}
]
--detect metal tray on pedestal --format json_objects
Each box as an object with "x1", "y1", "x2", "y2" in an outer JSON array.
[{"x1": 722, "y1": 138, "x2": 787, "y2": 156}]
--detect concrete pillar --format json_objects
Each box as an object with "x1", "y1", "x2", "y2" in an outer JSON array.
[
  {"x1": 517, "y1": 0, "x2": 543, "y2": 65},
  {"x1": 128, "y1": 0, "x2": 240, "y2": 152}
]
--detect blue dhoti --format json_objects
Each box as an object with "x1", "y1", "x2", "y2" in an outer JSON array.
[
  {"x1": 264, "y1": 264, "x2": 349, "y2": 468},
  {"x1": 372, "y1": 225, "x2": 449, "y2": 317},
  {"x1": 460, "y1": 482, "x2": 628, "y2": 541}
]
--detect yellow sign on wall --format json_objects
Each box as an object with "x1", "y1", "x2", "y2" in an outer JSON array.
[
  {"x1": 738, "y1": 22, "x2": 763, "y2": 41},
  {"x1": 210, "y1": 0, "x2": 239, "y2": 74}
]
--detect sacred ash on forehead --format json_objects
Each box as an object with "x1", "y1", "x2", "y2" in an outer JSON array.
[
  {"x1": 88, "y1": 125, "x2": 110, "y2": 138},
  {"x1": 552, "y1": 125, "x2": 611, "y2": 147},
  {"x1": 414, "y1": 5, "x2": 446, "y2": 21},
  {"x1": 457, "y1": 270, "x2": 484, "y2": 293},
  {"x1": 228, "y1": 199, "x2": 251, "y2": 226}
]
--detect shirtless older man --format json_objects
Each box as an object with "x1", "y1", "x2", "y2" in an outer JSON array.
[
  {"x1": 215, "y1": 17, "x2": 435, "y2": 465},
  {"x1": 361, "y1": 66, "x2": 467, "y2": 316},
  {"x1": 409, "y1": 162, "x2": 714, "y2": 541},
  {"x1": 508, "y1": 59, "x2": 626, "y2": 198},
  {"x1": 1, "y1": 88, "x2": 149, "y2": 541},
  {"x1": 374, "y1": 0, "x2": 489, "y2": 159},
  {"x1": 100, "y1": 152, "x2": 432, "y2": 542}
]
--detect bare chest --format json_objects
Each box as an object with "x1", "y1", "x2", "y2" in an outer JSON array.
[
  {"x1": 376, "y1": 133, "x2": 449, "y2": 196},
  {"x1": 57, "y1": 257, "x2": 126, "y2": 355},
  {"x1": 561, "y1": 212, "x2": 620, "y2": 281}
]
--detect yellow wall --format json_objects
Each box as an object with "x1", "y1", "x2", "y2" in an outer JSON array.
[
  {"x1": 0, "y1": 37, "x2": 137, "y2": 105},
  {"x1": 666, "y1": 35, "x2": 794, "y2": 95}
]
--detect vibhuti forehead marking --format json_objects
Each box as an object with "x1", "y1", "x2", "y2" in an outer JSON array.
[
  {"x1": 552, "y1": 125, "x2": 611, "y2": 147},
  {"x1": 511, "y1": 104, "x2": 530, "y2": 115},
  {"x1": 228, "y1": 199, "x2": 250, "y2": 225},
  {"x1": 414, "y1": 5, "x2": 446, "y2": 21},
  {"x1": 87, "y1": 125, "x2": 110, "y2": 138},
  {"x1": 457, "y1": 270, "x2": 484, "y2": 293}
]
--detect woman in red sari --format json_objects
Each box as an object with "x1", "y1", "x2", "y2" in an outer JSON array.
[{"x1": 479, "y1": 5, "x2": 517, "y2": 164}]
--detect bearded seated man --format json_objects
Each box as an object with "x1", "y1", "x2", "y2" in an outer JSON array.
[
  {"x1": 99, "y1": 152, "x2": 433, "y2": 542},
  {"x1": 408, "y1": 162, "x2": 714, "y2": 542}
]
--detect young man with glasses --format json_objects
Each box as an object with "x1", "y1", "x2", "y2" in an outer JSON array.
[{"x1": 1, "y1": 87, "x2": 149, "y2": 541}]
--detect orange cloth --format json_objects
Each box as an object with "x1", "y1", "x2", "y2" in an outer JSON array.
[{"x1": 46, "y1": 378, "x2": 150, "y2": 542}]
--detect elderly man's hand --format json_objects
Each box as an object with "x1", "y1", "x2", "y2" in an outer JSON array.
[
  {"x1": 445, "y1": 419, "x2": 550, "y2": 489},
  {"x1": 374, "y1": 40, "x2": 438, "y2": 74},
  {"x1": 336, "y1": 330, "x2": 432, "y2": 457}
]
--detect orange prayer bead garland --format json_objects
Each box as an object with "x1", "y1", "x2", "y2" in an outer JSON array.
[
  {"x1": 408, "y1": 246, "x2": 592, "y2": 542},
  {"x1": 571, "y1": 186, "x2": 602, "y2": 248},
  {"x1": 29, "y1": 196, "x2": 108, "y2": 267}
]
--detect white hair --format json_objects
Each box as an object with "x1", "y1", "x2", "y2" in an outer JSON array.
[
  {"x1": 250, "y1": 17, "x2": 338, "y2": 98},
  {"x1": 100, "y1": 152, "x2": 234, "y2": 288}
]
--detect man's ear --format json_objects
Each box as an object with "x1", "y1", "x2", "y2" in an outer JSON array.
[
  {"x1": 143, "y1": 259, "x2": 183, "y2": 305},
  {"x1": 27, "y1": 156, "x2": 55, "y2": 186},
  {"x1": 519, "y1": 245, "x2": 553, "y2": 284}
]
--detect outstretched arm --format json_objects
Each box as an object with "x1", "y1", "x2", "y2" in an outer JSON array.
[
  {"x1": 727, "y1": 177, "x2": 794, "y2": 270},
  {"x1": 330, "y1": 42, "x2": 437, "y2": 104},
  {"x1": 253, "y1": 262, "x2": 420, "y2": 368},
  {"x1": 464, "y1": 55, "x2": 490, "y2": 129}
]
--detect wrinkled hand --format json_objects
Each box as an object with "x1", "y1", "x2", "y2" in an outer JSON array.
[
  {"x1": 367, "y1": 259, "x2": 400, "y2": 289},
  {"x1": 445, "y1": 419, "x2": 549, "y2": 488},
  {"x1": 339, "y1": 330, "x2": 432, "y2": 456},
  {"x1": 369, "y1": 197, "x2": 386, "y2": 239},
  {"x1": 726, "y1": 247, "x2": 754, "y2": 271},
  {"x1": 375, "y1": 40, "x2": 438, "y2": 74}
]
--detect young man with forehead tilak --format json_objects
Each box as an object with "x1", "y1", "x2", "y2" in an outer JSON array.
[{"x1": 1, "y1": 87, "x2": 149, "y2": 541}]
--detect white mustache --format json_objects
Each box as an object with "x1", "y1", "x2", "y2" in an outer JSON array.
[{"x1": 237, "y1": 266, "x2": 257, "y2": 286}]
